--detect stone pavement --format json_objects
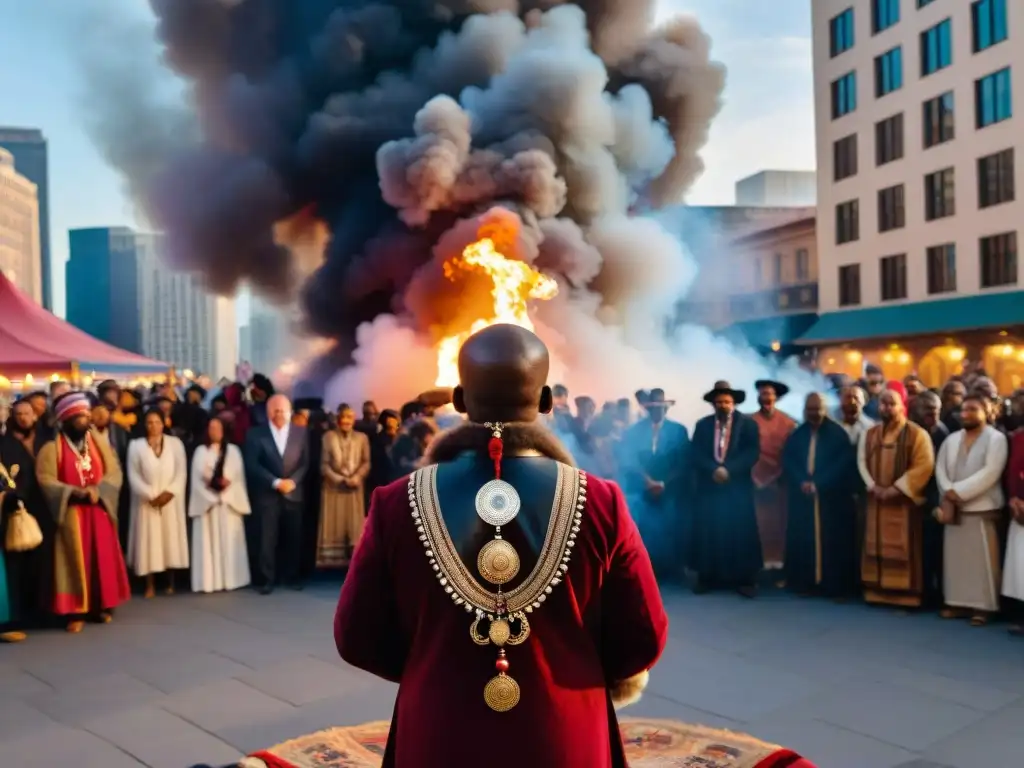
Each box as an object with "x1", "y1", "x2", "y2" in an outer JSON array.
[{"x1": 1, "y1": 582, "x2": 1022, "y2": 768}]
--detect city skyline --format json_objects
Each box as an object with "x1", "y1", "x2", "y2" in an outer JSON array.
[{"x1": 0, "y1": 0, "x2": 815, "y2": 318}]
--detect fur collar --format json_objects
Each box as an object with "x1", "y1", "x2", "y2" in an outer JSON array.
[{"x1": 425, "y1": 421, "x2": 576, "y2": 467}]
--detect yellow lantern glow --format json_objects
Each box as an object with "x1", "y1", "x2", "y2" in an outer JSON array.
[
  {"x1": 897, "y1": 352, "x2": 910, "y2": 364},
  {"x1": 883, "y1": 353, "x2": 894, "y2": 363},
  {"x1": 1002, "y1": 345, "x2": 1014, "y2": 357},
  {"x1": 846, "y1": 350, "x2": 862, "y2": 362},
  {"x1": 948, "y1": 348, "x2": 965, "y2": 362},
  {"x1": 770, "y1": 340, "x2": 781, "y2": 352},
  {"x1": 23, "y1": 373, "x2": 33, "y2": 385}
]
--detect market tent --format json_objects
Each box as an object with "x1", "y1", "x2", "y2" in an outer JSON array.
[{"x1": 0, "y1": 272, "x2": 168, "y2": 379}]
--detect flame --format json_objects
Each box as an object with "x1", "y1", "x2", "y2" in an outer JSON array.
[{"x1": 434, "y1": 237, "x2": 558, "y2": 386}]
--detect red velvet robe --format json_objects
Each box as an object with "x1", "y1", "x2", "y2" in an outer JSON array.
[{"x1": 335, "y1": 470, "x2": 669, "y2": 768}]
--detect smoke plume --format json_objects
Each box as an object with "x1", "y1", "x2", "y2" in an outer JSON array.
[{"x1": 76, "y1": 0, "x2": 827, "y2": 428}]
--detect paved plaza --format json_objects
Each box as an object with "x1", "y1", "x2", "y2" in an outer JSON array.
[{"x1": 1, "y1": 581, "x2": 1022, "y2": 768}]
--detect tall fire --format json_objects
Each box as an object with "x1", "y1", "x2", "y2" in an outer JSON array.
[{"x1": 434, "y1": 237, "x2": 558, "y2": 387}]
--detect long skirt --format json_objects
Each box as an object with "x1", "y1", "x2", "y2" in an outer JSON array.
[
  {"x1": 942, "y1": 510, "x2": 1002, "y2": 612},
  {"x1": 1003, "y1": 520, "x2": 1024, "y2": 602},
  {"x1": 317, "y1": 486, "x2": 365, "y2": 568}
]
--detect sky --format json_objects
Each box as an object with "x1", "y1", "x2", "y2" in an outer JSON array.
[{"x1": 0, "y1": 0, "x2": 815, "y2": 320}]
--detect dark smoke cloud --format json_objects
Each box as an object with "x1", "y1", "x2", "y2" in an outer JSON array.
[{"x1": 121, "y1": 0, "x2": 724, "y2": 339}]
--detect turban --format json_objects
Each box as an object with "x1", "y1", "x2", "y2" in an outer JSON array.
[
  {"x1": 885, "y1": 380, "x2": 908, "y2": 408},
  {"x1": 54, "y1": 392, "x2": 91, "y2": 423}
]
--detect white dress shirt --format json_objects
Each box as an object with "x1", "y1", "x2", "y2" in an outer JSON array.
[
  {"x1": 270, "y1": 422, "x2": 290, "y2": 490},
  {"x1": 270, "y1": 423, "x2": 290, "y2": 457}
]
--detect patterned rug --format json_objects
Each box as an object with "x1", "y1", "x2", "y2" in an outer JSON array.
[{"x1": 239, "y1": 718, "x2": 799, "y2": 768}]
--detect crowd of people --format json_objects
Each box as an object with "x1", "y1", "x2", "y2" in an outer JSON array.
[
  {"x1": 551, "y1": 364, "x2": 1024, "y2": 634},
  {"x1": 0, "y1": 375, "x2": 450, "y2": 641},
  {"x1": 2, "y1": 360, "x2": 1024, "y2": 643}
]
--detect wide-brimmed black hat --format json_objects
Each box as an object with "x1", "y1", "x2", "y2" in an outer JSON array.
[
  {"x1": 97, "y1": 379, "x2": 120, "y2": 396},
  {"x1": 644, "y1": 388, "x2": 675, "y2": 407},
  {"x1": 186, "y1": 383, "x2": 208, "y2": 400},
  {"x1": 703, "y1": 380, "x2": 746, "y2": 405},
  {"x1": 754, "y1": 379, "x2": 790, "y2": 399}
]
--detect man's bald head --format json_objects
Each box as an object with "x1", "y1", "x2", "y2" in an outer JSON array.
[{"x1": 453, "y1": 324, "x2": 552, "y2": 423}]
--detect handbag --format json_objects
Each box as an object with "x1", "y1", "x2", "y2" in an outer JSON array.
[{"x1": 5, "y1": 500, "x2": 43, "y2": 552}]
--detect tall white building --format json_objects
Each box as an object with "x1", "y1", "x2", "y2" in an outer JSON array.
[
  {"x1": 805, "y1": 0, "x2": 1024, "y2": 391},
  {"x1": 735, "y1": 170, "x2": 818, "y2": 206},
  {"x1": 143, "y1": 262, "x2": 238, "y2": 380},
  {"x1": 0, "y1": 148, "x2": 42, "y2": 303}
]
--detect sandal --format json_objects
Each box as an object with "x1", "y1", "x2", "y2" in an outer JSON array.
[
  {"x1": 970, "y1": 614, "x2": 988, "y2": 627},
  {"x1": 0, "y1": 631, "x2": 26, "y2": 643}
]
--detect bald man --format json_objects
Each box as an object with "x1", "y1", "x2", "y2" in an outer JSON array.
[
  {"x1": 335, "y1": 324, "x2": 668, "y2": 768},
  {"x1": 243, "y1": 393, "x2": 310, "y2": 594},
  {"x1": 857, "y1": 389, "x2": 936, "y2": 608}
]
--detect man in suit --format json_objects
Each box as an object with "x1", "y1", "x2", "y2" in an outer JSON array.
[{"x1": 244, "y1": 394, "x2": 309, "y2": 594}]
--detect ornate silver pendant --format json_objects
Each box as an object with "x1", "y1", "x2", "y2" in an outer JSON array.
[{"x1": 475, "y1": 479, "x2": 521, "y2": 527}]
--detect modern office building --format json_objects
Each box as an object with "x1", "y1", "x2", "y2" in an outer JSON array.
[
  {"x1": 735, "y1": 170, "x2": 818, "y2": 206},
  {"x1": 806, "y1": 0, "x2": 1024, "y2": 390},
  {"x1": 0, "y1": 148, "x2": 42, "y2": 303},
  {"x1": 0, "y1": 128, "x2": 52, "y2": 310},
  {"x1": 66, "y1": 227, "x2": 237, "y2": 378}
]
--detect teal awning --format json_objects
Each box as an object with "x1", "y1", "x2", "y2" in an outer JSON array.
[
  {"x1": 721, "y1": 312, "x2": 818, "y2": 348},
  {"x1": 797, "y1": 291, "x2": 1024, "y2": 345}
]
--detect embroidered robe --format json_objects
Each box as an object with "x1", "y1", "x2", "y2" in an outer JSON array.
[
  {"x1": 334, "y1": 443, "x2": 667, "y2": 768},
  {"x1": 36, "y1": 430, "x2": 130, "y2": 615},
  {"x1": 857, "y1": 418, "x2": 935, "y2": 607},
  {"x1": 1002, "y1": 430, "x2": 1024, "y2": 602}
]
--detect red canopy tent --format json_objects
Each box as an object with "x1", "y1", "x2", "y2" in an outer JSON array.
[{"x1": 0, "y1": 272, "x2": 169, "y2": 381}]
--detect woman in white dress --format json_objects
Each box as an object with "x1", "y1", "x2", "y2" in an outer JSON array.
[
  {"x1": 189, "y1": 417, "x2": 251, "y2": 593},
  {"x1": 127, "y1": 408, "x2": 190, "y2": 598}
]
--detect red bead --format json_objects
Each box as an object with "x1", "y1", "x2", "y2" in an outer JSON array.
[
  {"x1": 488, "y1": 437, "x2": 503, "y2": 461},
  {"x1": 495, "y1": 658, "x2": 509, "y2": 673}
]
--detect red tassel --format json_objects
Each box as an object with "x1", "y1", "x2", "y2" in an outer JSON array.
[{"x1": 488, "y1": 436, "x2": 503, "y2": 479}]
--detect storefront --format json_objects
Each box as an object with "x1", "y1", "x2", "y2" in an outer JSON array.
[{"x1": 796, "y1": 291, "x2": 1024, "y2": 393}]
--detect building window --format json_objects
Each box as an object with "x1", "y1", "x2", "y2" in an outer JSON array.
[
  {"x1": 875, "y1": 47, "x2": 903, "y2": 97},
  {"x1": 833, "y1": 134, "x2": 858, "y2": 180},
  {"x1": 795, "y1": 248, "x2": 810, "y2": 282},
  {"x1": 976, "y1": 68, "x2": 1012, "y2": 128},
  {"x1": 920, "y1": 19, "x2": 952, "y2": 76},
  {"x1": 830, "y1": 8, "x2": 856, "y2": 57},
  {"x1": 872, "y1": 0, "x2": 900, "y2": 33},
  {"x1": 980, "y1": 232, "x2": 1018, "y2": 287},
  {"x1": 836, "y1": 199, "x2": 859, "y2": 244},
  {"x1": 922, "y1": 91, "x2": 955, "y2": 148},
  {"x1": 918, "y1": 0, "x2": 936, "y2": 7},
  {"x1": 978, "y1": 148, "x2": 1015, "y2": 208},
  {"x1": 880, "y1": 254, "x2": 908, "y2": 301},
  {"x1": 875, "y1": 113, "x2": 904, "y2": 166},
  {"x1": 772, "y1": 253, "x2": 783, "y2": 284},
  {"x1": 926, "y1": 244, "x2": 957, "y2": 294},
  {"x1": 878, "y1": 184, "x2": 905, "y2": 232},
  {"x1": 831, "y1": 71, "x2": 857, "y2": 119},
  {"x1": 924, "y1": 167, "x2": 955, "y2": 220},
  {"x1": 839, "y1": 264, "x2": 861, "y2": 306},
  {"x1": 972, "y1": 0, "x2": 1009, "y2": 52}
]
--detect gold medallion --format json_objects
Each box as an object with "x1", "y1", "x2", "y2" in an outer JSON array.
[
  {"x1": 477, "y1": 539, "x2": 520, "y2": 585},
  {"x1": 488, "y1": 617, "x2": 511, "y2": 646},
  {"x1": 484, "y1": 673, "x2": 520, "y2": 712}
]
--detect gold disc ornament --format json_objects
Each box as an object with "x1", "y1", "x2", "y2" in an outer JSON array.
[
  {"x1": 484, "y1": 674, "x2": 521, "y2": 712},
  {"x1": 477, "y1": 539, "x2": 520, "y2": 585}
]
